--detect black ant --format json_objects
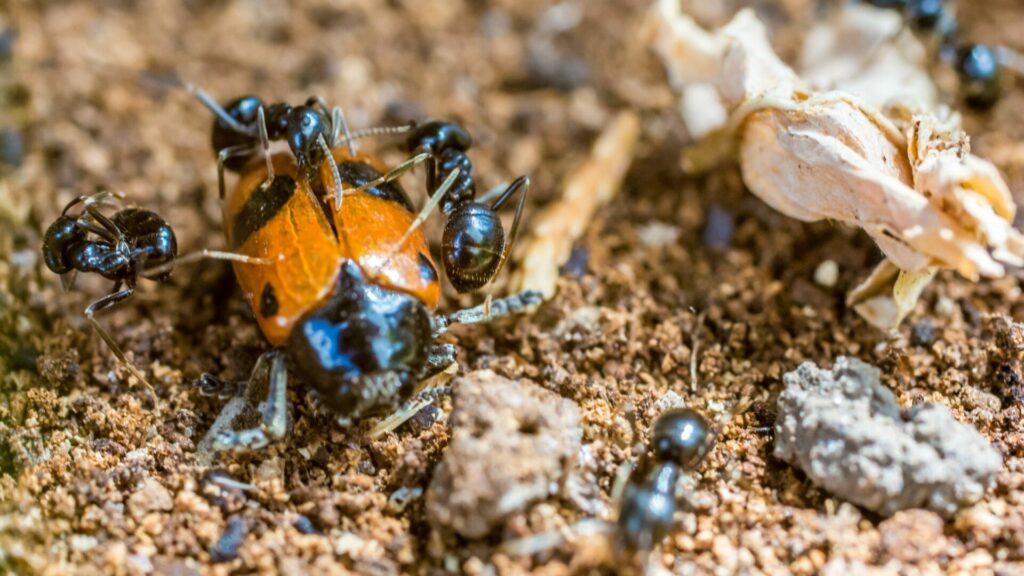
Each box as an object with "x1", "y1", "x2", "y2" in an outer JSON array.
[
  {"x1": 403, "y1": 120, "x2": 529, "y2": 293},
  {"x1": 194, "y1": 85, "x2": 528, "y2": 295},
  {"x1": 864, "y1": 0, "x2": 1016, "y2": 110},
  {"x1": 42, "y1": 191, "x2": 264, "y2": 391},
  {"x1": 192, "y1": 89, "x2": 358, "y2": 202},
  {"x1": 615, "y1": 408, "x2": 715, "y2": 556}
]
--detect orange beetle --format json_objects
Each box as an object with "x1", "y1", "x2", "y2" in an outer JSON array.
[{"x1": 196, "y1": 96, "x2": 537, "y2": 451}]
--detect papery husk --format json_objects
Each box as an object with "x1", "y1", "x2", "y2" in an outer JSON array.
[{"x1": 647, "y1": 0, "x2": 1024, "y2": 328}]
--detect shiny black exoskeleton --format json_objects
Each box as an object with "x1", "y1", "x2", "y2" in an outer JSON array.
[
  {"x1": 287, "y1": 261, "x2": 432, "y2": 418},
  {"x1": 616, "y1": 408, "x2": 714, "y2": 555},
  {"x1": 43, "y1": 199, "x2": 177, "y2": 285},
  {"x1": 404, "y1": 121, "x2": 530, "y2": 293},
  {"x1": 955, "y1": 43, "x2": 1002, "y2": 110},
  {"x1": 198, "y1": 92, "x2": 338, "y2": 199},
  {"x1": 212, "y1": 96, "x2": 329, "y2": 172},
  {"x1": 42, "y1": 194, "x2": 181, "y2": 389},
  {"x1": 865, "y1": 0, "x2": 1004, "y2": 110}
]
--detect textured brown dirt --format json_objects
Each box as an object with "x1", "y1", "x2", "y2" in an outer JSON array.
[{"x1": 1, "y1": 0, "x2": 1023, "y2": 574}]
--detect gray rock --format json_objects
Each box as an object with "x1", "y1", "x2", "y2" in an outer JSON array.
[
  {"x1": 774, "y1": 357, "x2": 1002, "y2": 517},
  {"x1": 427, "y1": 370, "x2": 581, "y2": 538}
]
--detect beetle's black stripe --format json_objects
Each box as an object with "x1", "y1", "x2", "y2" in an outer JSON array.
[
  {"x1": 337, "y1": 161, "x2": 415, "y2": 212},
  {"x1": 231, "y1": 175, "x2": 297, "y2": 249}
]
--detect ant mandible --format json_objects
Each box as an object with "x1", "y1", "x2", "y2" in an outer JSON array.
[{"x1": 42, "y1": 192, "x2": 264, "y2": 392}]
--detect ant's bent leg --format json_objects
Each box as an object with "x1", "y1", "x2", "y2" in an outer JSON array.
[
  {"x1": 84, "y1": 287, "x2": 154, "y2": 394},
  {"x1": 432, "y1": 290, "x2": 544, "y2": 337},
  {"x1": 217, "y1": 144, "x2": 255, "y2": 199},
  {"x1": 198, "y1": 351, "x2": 289, "y2": 459},
  {"x1": 367, "y1": 362, "x2": 458, "y2": 438}
]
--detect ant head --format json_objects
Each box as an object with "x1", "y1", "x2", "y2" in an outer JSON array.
[
  {"x1": 405, "y1": 120, "x2": 472, "y2": 154},
  {"x1": 286, "y1": 106, "x2": 330, "y2": 169},
  {"x1": 906, "y1": 0, "x2": 945, "y2": 31},
  {"x1": 956, "y1": 44, "x2": 1001, "y2": 111},
  {"x1": 650, "y1": 408, "x2": 713, "y2": 469},
  {"x1": 211, "y1": 95, "x2": 264, "y2": 171},
  {"x1": 442, "y1": 202, "x2": 505, "y2": 293},
  {"x1": 42, "y1": 215, "x2": 86, "y2": 274}
]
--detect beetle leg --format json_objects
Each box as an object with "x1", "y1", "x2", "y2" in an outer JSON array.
[{"x1": 199, "y1": 351, "x2": 289, "y2": 459}]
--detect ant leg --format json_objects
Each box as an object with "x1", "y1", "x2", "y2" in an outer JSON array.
[
  {"x1": 257, "y1": 105, "x2": 275, "y2": 181},
  {"x1": 217, "y1": 143, "x2": 256, "y2": 200},
  {"x1": 186, "y1": 83, "x2": 257, "y2": 136},
  {"x1": 84, "y1": 287, "x2": 154, "y2": 394},
  {"x1": 345, "y1": 151, "x2": 432, "y2": 196},
  {"x1": 487, "y1": 175, "x2": 530, "y2": 280},
  {"x1": 83, "y1": 204, "x2": 127, "y2": 242},
  {"x1": 431, "y1": 289, "x2": 543, "y2": 336},
  {"x1": 317, "y1": 134, "x2": 345, "y2": 211},
  {"x1": 141, "y1": 249, "x2": 271, "y2": 279},
  {"x1": 368, "y1": 166, "x2": 460, "y2": 275},
  {"x1": 202, "y1": 351, "x2": 289, "y2": 455},
  {"x1": 367, "y1": 362, "x2": 457, "y2": 438}
]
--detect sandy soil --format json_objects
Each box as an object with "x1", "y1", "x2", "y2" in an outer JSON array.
[{"x1": 1, "y1": 0, "x2": 1023, "y2": 574}]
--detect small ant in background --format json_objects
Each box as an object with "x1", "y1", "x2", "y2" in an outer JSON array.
[
  {"x1": 500, "y1": 408, "x2": 717, "y2": 570},
  {"x1": 42, "y1": 191, "x2": 264, "y2": 391},
  {"x1": 615, "y1": 408, "x2": 715, "y2": 557},
  {"x1": 863, "y1": 0, "x2": 1022, "y2": 110}
]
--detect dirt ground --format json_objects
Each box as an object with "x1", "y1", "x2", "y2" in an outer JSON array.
[{"x1": 1, "y1": 0, "x2": 1024, "y2": 574}]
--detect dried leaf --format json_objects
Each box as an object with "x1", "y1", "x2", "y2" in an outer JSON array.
[{"x1": 648, "y1": 1, "x2": 1024, "y2": 328}]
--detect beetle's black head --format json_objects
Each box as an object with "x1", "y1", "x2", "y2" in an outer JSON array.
[
  {"x1": 286, "y1": 105, "x2": 330, "y2": 170},
  {"x1": 287, "y1": 261, "x2": 432, "y2": 419},
  {"x1": 211, "y1": 95, "x2": 263, "y2": 172},
  {"x1": 650, "y1": 408, "x2": 713, "y2": 469},
  {"x1": 404, "y1": 120, "x2": 472, "y2": 154},
  {"x1": 42, "y1": 214, "x2": 86, "y2": 274},
  {"x1": 442, "y1": 202, "x2": 504, "y2": 293}
]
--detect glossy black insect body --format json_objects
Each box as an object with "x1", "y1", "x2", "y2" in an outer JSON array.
[
  {"x1": 863, "y1": 0, "x2": 1009, "y2": 111},
  {"x1": 43, "y1": 200, "x2": 177, "y2": 285},
  {"x1": 195, "y1": 90, "x2": 344, "y2": 200},
  {"x1": 42, "y1": 193, "x2": 263, "y2": 392},
  {"x1": 616, "y1": 408, "x2": 714, "y2": 555},
  {"x1": 404, "y1": 121, "x2": 530, "y2": 293}
]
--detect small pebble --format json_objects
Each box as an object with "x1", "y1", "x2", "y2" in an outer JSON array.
[
  {"x1": 910, "y1": 319, "x2": 935, "y2": 347},
  {"x1": 209, "y1": 516, "x2": 247, "y2": 563},
  {"x1": 293, "y1": 515, "x2": 318, "y2": 535},
  {"x1": 702, "y1": 204, "x2": 734, "y2": 249},
  {"x1": 813, "y1": 260, "x2": 838, "y2": 288}
]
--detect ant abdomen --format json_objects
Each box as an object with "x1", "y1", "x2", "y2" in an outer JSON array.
[{"x1": 442, "y1": 202, "x2": 505, "y2": 293}]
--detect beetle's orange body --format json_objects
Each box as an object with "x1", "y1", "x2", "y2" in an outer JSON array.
[{"x1": 224, "y1": 149, "x2": 441, "y2": 346}]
